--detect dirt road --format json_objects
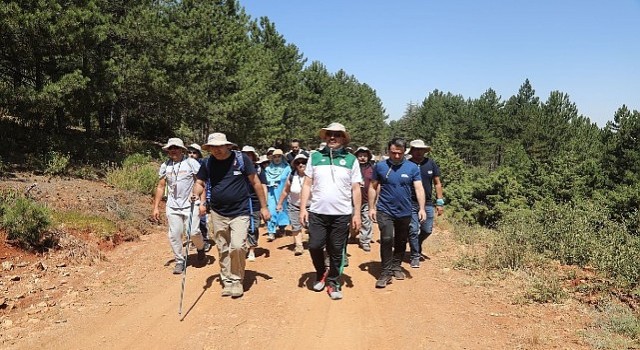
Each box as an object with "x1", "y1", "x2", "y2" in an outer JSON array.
[{"x1": 2, "y1": 223, "x2": 589, "y2": 350}]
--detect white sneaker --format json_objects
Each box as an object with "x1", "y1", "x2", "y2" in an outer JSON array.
[{"x1": 247, "y1": 250, "x2": 256, "y2": 262}]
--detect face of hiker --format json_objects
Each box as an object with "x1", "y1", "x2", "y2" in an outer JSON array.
[
  {"x1": 409, "y1": 147, "x2": 427, "y2": 162},
  {"x1": 388, "y1": 145, "x2": 405, "y2": 164},
  {"x1": 290, "y1": 142, "x2": 300, "y2": 154},
  {"x1": 324, "y1": 131, "x2": 345, "y2": 149},
  {"x1": 356, "y1": 152, "x2": 369, "y2": 164},
  {"x1": 210, "y1": 145, "x2": 231, "y2": 160},
  {"x1": 187, "y1": 149, "x2": 200, "y2": 160},
  {"x1": 272, "y1": 154, "x2": 283, "y2": 165},
  {"x1": 294, "y1": 160, "x2": 307, "y2": 174},
  {"x1": 166, "y1": 146, "x2": 184, "y2": 161}
]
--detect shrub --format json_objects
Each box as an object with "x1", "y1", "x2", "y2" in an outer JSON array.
[
  {"x1": 106, "y1": 153, "x2": 159, "y2": 195},
  {"x1": 1, "y1": 194, "x2": 51, "y2": 246},
  {"x1": 44, "y1": 151, "x2": 71, "y2": 176},
  {"x1": 52, "y1": 211, "x2": 117, "y2": 240}
]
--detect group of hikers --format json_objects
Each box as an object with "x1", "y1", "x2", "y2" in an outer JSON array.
[{"x1": 151, "y1": 122, "x2": 444, "y2": 300}]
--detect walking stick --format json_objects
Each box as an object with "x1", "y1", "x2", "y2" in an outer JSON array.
[{"x1": 179, "y1": 201, "x2": 195, "y2": 316}]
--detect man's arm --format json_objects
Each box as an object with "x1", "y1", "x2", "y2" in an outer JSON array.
[
  {"x1": 193, "y1": 178, "x2": 207, "y2": 216},
  {"x1": 413, "y1": 180, "x2": 427, "y2": 222},
  {"x1": 351, "y1": 182, "x2": 362, "y2": 232},
  {"x1": 434, "y1": 175, "x2": 444, "y2": 216},
  {"x1": 368, "y1": 180, "x2": 379, "y2": 223},
  {"x1": 152, "y1": 177, "x2": 166, "y2": 222},
  {"x1": 249, "y1": 174, "x2": 271, "y2": 222}
]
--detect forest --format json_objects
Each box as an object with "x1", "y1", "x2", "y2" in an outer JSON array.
[{"x1": 1, "y1": 1, "x2": 639, "y2": 285}]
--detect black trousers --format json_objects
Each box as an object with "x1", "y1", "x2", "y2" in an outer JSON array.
[
  {"x1": 307, "y1": 212, "x2": 351, "y2": 288},
  {"x1": 377, "y1": 211, "x2": 411, "y2": 275}
]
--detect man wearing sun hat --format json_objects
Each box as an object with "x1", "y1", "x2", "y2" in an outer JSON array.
[
  {"x1": 152, "y1": 138, "x2": 207, "y2": 274},
  {"x1": 193, "y1": 133, "x2": 270, "y2": 298},
  {"x1": 407, "y1": 139, "x2": 444, "y2": 268},
  {"x1": 299, "y1": 122, "x2": 362, "y2": 300}
]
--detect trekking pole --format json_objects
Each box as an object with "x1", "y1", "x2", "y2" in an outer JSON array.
[{"x1": 179, "y1": 201, "x2": 195, "y2": 317}]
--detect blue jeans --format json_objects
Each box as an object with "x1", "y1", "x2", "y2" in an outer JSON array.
[{"x1": 409, "y1": 204, "x2": 435, "y2": 259}]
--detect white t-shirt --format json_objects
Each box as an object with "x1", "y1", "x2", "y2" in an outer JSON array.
[
  {"x1": 306, "y1": 150, "x2": 362, "y2": 215},
  {"x1": 289, "y1": 173, "x2": 304, "y2": 207},
  {"x1": 158, "y1": 157, "x2": 201, "y2": 209}
]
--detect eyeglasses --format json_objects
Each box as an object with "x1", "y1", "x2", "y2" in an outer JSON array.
[
  {"x1": 188, "y1": 151, "x2": 199, "y2": 155},
  {"x1": 326, "y1": 131, "x2": 343, "y2": 138}
]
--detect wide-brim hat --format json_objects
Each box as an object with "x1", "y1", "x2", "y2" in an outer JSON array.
[
  {"x1": 319, "y1": 122, "x2": 351, "y2": 143},
  {"x1": 266, "y1": 147, "x2": 276, "y2": 155},
  {"x1": 257, "y1": 155, "x2": 270, "y2": 164},
  {"x1": 355, "y1": 146, "x2": 372, "y2": 159},
  {"x1": 162, "y1": 138, "x2": 187, "y2": 151},
  {"x1": 272, "y1": 149, "x2": 284, "y2": 156},
  {"x1": 187, "y1": 143, "x2": 203, "y2": 154},
  {"x1": 292, "y1": 153, "x2": 308, "y2": 164},
  {"x1": 409, "y1": 139, "x2": 432, "y2": 152},
  {"x1": 202, "y1": 132, "x2": 233, "y2": 150},
  {"x1": 241, "y1": 145, "x2": 259, "y2": 160}
]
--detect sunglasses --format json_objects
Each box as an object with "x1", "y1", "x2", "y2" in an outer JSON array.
[
  {"x1": 167, "y1": 146, "x2": 181, "y2": 151},
  {"x1": 326, "y1": 131, "x2": 343, "y2": 138},
  {"x1": 188, "y1": 151, "x2": 199, "y2": 154},
  {"x1": 295, "y1": 161, "x2": 307, "y2": 166}
]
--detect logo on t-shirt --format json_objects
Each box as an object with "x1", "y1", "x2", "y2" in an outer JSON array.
[
  {"x1": 233, "y1": 171, "x2": 242, "y2": 176},
  {"x1": 339, "y1": 159, "x2": 346, "y2": 166},
  {"x1": 427, "y1": 170, "x2": 433, "y2": 174},
  {"x1": 401, "y1": 174, "x2": 409, "y2": 178}
]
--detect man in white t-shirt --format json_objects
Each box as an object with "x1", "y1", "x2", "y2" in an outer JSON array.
[
  {"x1": 152, "y1": 138, "x2": 206, "y2": 274},
  {"x1": 300, "y1": 122, "x2": 362, "y2": 300}
]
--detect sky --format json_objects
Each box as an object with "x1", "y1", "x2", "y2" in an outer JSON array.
[{"x1": 240, "y1": 0, "x2": 640, "y2": 127}]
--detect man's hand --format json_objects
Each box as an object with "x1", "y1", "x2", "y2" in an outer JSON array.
[
  {"x1": 418, "y1": 208, "x2": 427, "y2": 223},
  {"x1": 299, "y1": 207, "x2": 309, "y2": 229},
  {"x1": 260, "y1": 207, "x2": 271, "y2": 222},
  {"x1": 276, "y1": 203, "x2": 283, "y2": 212},
  {"x1": 199, "y1": 202, "x2": 207, "y2": 216},
  {"x1": 152, "y1": 207, "x2": 160, "y2": 222},
  {"x1": 351, "y1": 213, "x2": 362, "y2": 232},
  {"x1": 369, "y1": 207, "x2": 377, "y2": 223}
]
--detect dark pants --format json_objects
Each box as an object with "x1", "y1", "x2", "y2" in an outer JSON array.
[
  {"x1": 377, "y1": 211, "x2": 411, "y2": 275},
  {"x1": 199, "y1": 215, "x2": 208, "y2": 241},
  {"x1": 308, "y1": 212, "x2": 351, "y2": 288},
  {"x1": 247, "y1": 210, "x2": 261, "y2": 247}
]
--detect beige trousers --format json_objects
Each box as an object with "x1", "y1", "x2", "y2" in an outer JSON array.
[{"x1": 210, "y1": 211, "x2": 250, "y2": 286}]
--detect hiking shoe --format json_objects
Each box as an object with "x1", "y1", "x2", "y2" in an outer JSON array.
[
  {"x1": 375, "y1": 275, "x2": 392, "y2": 288},
  {"x1": 221, "y1": 284, "x2": 232, "y2": 297},
  {"x1": 267, "y1": 234, "x2": 275, "y2": 242},
  {"x1": 360, "y1": 243, "x2": 371, "y2": 252},
  {"x1": 230, "y1": 282, "x2": 244, "y2": 298},
  {"x1": 197, "y1": 249, "x2": 206, "y2": 262},
  {"x1": 294, "y1": 245, "x2": 304, "y2": 256},
  {"x1": 312, "y1": 280, "x2": 325, "y2": 292},
  {"x1": 393, "y1": 270, "x2": 405, "y2": 280},
  {"x1": 173, "y1": 262, "x2": 185, "y2": 274},
  {"x1": 327, "y1": 285, "x2": 343, "y2": 300},
  {"x1": 343, "y1": 255, "x2": 349, "y2": 267},
  {"x1": 203, "y1": 242, "x2": 212, "y2": 252},
  {"x1": 247, "y1": 250, "x2": 256, "y2": 262},
  {"x1": 410, "y1": 257, "x2": 420, "y2": 268}
]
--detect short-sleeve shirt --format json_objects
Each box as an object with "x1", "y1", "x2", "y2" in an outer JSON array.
[
  {"x1": 196, "y1": 152, "x2": 257, "y2": 217},
  {"x1": 372, "y1": 159, "x2": 421, "y2": 218},
  {"x1": 249, "y1": 169, "x2": 267, "y2": 210},
  {"x1": 410, "y1": 158, "x2": 441, "y2": 205},
  {"x1": 158, "y1": 157, "x2": 201, "y2": 209},
  {"x1": 306, "y1": 147, "x2": 362, "y2": 215}
]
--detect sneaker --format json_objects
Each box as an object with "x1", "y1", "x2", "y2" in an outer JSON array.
[
  {"x1": 393, "y1": 270, "x2": 405, "y2": 280},
  {"x1": 267, "y1": 234, "x2": 275, "y2": 242},
  {"x1": 327, "y1": 285, "x2": 343, "y2": 300},
  {"x1": 197, "y1": 249, "x2": 206, "y2": 262},
  {"x1": 360, "y1": 243, "x2": 371, "y2": 252},
  {"x1": 343, "y1": 255, "x2": 349, "y2": 267},
  {"x1": 247, "y1": 250, "x2": 256, "y2": 262},
  {"x1": 230, "y1": 282, "x2": 244, "y2": 298},
  {"x1": 294, "y1": 245, "x2": 304, "y2": 256},
  {"x1": 221, "y1": 284, "x2": 232, "y2": 297},
  {"x1": 312, "y1": 280, "x2": 325, "y2": 292},
  {"x1": 410, "y1": 257, "x2": 420, "y2": 268},
  {"x1": 173, "y1": 262, "x2": 185, "y2": 274},
  {"x1": 203, "y1": 242, "x2": 212, "y2": 252},
  {"x1": 375, "y1": 274, "x2": 392, "y2": 288}
]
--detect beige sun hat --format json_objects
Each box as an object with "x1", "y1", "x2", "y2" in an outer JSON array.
[
  {"x1": 272, "y1": 149, "x2": 284, "y2": 156},
  {"x1": 241, "y1": 145, "x2": 259, "y2": 161},
  {"x1": 355, "y1": 146, "x2": 372, "y2": 159},
  {"x1": 257, "y1": 155, "x2": 270, "y2": 164},
  {"x1": 187, "y1": 143, "x2": 202, "y2": 152},
  {"x1": 162, "y1": 138, "x2": 187, "y2": 151},
  {"x1": 292, "y1": 153, "x2": 308, "y2": 164},
  {"x1": 319, "y1": 122, "x2": 351, "y2": 143},
  {"x1": 202, "y1": 133, "x2": 233, "y2": 150},
  {"x1": 409, "y1": 139, "x2": 432, "y2": 152}
]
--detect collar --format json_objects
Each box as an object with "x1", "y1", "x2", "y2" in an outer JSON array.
[{"x1": 319, "y1": 146, "x2": 348, "y2": 157}]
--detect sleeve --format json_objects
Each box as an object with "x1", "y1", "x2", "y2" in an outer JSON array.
[
  {"x1": 351, "y1": 159, "x2": 363, "y2": 184},
  {"x1": 158, "y1": 162, "x2": 167, "y2": 179},
  {"x1": 258, "y1": 170, "x2": 267, "y2": 184},
  {"x1": 305, "y1": 157, "x2": 314, "y2": 179},
  {"x1": 370, "y1": 162, "x2": 380, "y2": 182},
  {"x1": 196, "y1": 158, "x2": 208, "y2": 181},
  {"x1": 242, "y1": 153, "x2": 257, "y2": 175},
  {"x1": 432, "y1": 160, "x2": 441, "y2": 177},
  {"x1": 411, "y1": 163, "x2": 422, "y2": 182},
  {"x1": 189, "y1": 158, "x2": 201, "y2": 175}
]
